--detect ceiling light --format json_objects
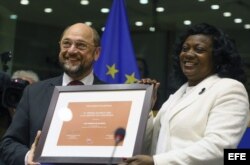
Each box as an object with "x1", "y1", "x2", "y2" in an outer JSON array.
[
  {"x1": 101, "y1": 27, "x2": 105, "y2": 31},
  {"x1": 101, "y1": 8, "x2": 109, "y2": 13},
  {"x1": 183, "y1": 20, "x2": 192, "y2": 25},
  {"x1": 149, "y1": 27, "x2": 155, "y2": 32},
  {"x1": 9, "y1": 14, "x2": 18, "y2": 20},
  {"x1": 234, "y1": 18, "x2": 242, "y2": 23},
  {"x1": 223, "y1": 12, "x2": 231, "y2": 17},
  {"x1": 244, "y1": 24, "x2": 250, "y2": 29},
  {"x1": 44, "y1": 8, "x2": 53, "y2": 13},
  {"x1": 80, "y1": 0, "x2": 89, "y2": 5},
  {"x1": 139, "y1": 0, "x2": 148, "y2": 4},
  {"x1": 85, "y1": 21, "x2": 92, "y2": 26},
  {"x1": 211, "y1": 4, "x2": 220, "y2": 10},
  {"x1": 20, "y1": 0, "x2": 29, "y2": 5},
  {"x1": 156, "y1": 7, "x2": 165, "y2": 12},
  {"x1": 135, "y1": 21, "x2": 143, "y2": 26},
  {"x1": 198, "y1": 0, "x2": 206, "y2": 2}
]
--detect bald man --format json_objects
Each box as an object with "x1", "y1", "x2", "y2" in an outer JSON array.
[{"x1": 0, "y1": 23, "x2": 105, "y2": 165}]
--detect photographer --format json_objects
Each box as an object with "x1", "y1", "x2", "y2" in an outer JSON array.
[
  {"x1": 6, "y1": 70, "x2": 40, "y2": 118},
  {"x1": 0, "y1": 70, "x2": 39, "y2": 137}
]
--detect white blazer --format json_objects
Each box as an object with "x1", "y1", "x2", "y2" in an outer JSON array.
[{"x1": 151, "y1": 74, "x2": 250, "y2": 165}]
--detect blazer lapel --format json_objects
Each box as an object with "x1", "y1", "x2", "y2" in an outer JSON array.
[
  {"x1": 48, "y1": 75, "x2": 63, "y2": 86},
  {"x1": 167, "y1": 74, "x2": 220, "y2": 122},
  {"x1": 151, "y1": 85, "x2": 188, "y2": 153}
]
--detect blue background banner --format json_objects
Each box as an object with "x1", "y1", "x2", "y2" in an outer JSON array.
[{"x1": 94, "y1": 0, "x2": 140, "y2": 84}]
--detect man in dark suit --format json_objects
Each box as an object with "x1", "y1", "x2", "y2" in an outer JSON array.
[{"x1": 0, "y1": 23, "x2": 105, "y2": 165}]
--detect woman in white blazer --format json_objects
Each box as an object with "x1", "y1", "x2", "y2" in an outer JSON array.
[{"x1": 121, "y1": 23, "x2": 250, "y2": 165}]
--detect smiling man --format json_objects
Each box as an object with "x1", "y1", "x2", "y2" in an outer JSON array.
[{"x1": 0, "y1": 23, "x2": 105, "y2": 165}]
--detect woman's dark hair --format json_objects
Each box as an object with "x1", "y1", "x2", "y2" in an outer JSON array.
[{"x1": 172, "y1": 23, "x2": 246, "y2": 84}]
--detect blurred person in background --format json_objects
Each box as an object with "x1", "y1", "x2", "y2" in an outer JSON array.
[
  {"x1": 8, "y1": 70, "x2": 40, "y2": 117},
  {"x1": 12, "y1": 70, "x2": 39, "y2": 84},
  {"x1": 0, "y1": 69, "x2": 40, "y2": 137}
]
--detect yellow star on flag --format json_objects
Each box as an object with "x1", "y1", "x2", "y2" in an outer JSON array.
[
  {"x1": 106, "y1": 64, "x2": 119, "y2": 79},
  {"x1": 125, "y1": 72, "x2": 138, "y2": 84}
]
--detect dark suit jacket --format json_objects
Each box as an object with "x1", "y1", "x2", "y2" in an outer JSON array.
[{"x1": 0, "y1": 75, "x2": 105, "y2": 165}]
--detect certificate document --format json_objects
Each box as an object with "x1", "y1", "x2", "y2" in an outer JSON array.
[{"x1": 57, "y1": 101, "x2": 131, "y2": 146}]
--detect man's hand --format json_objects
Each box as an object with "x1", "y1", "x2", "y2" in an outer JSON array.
[
  {"x1": 137, "y1": 78, "x2": 160, "y2": 110},
  {"x1": 27, "y1": 130, "x2": 41, "y2": 165}
]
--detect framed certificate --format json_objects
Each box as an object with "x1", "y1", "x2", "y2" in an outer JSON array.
[{"x1": 34, "y1": 84, "x2": 153, "y2": 164}]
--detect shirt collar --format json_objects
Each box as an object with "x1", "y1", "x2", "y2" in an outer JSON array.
[{"x1": 62, "y1": 71, "x2": 94, "y2": 86}]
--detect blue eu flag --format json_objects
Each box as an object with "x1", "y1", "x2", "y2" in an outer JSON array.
[
  {"x1": 94, "y1": 0, "x2": 140, "y2": 84},
  {"x1": 238, "y1": 128, "x2": 250, "y2": 148}
]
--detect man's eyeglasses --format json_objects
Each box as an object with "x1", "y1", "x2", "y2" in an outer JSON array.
[{"x1": 60, "y1": 39, "x2": 96, "y2": 51}]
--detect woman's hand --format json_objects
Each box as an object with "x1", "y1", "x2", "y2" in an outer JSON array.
[{"x1": 119, "y1": 155, "x2": 154, "y2": 165}]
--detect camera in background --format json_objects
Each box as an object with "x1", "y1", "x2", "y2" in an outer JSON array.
[
  {"x1": 2, "y1": 78, "x2": 30, "y2": 109},
  {"x1": 0, "y1": 70, "x2": 40, "y2": 111}
]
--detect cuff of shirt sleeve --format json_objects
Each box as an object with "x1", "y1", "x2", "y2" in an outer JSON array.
[{"x1": 25, "y1": 151, "x2": 30, "y2": 165}]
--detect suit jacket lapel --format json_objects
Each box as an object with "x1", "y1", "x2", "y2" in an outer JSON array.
[
  {"x1": 48, "y1": 75, "x2": 63, "y2": 86},
  {"x1": 167, "y1": 74, "x2": 220, "y2": 122}
]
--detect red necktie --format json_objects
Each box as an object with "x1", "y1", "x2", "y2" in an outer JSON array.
[{"x1": 67, "y1": 80, "x2": 84, "y2": 86}]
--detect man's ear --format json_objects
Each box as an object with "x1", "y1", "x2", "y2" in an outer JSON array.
[{"x1": 94, "y1": 47, "x2": 101, "y2": 61}]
